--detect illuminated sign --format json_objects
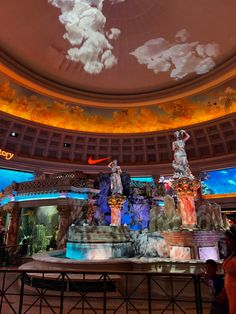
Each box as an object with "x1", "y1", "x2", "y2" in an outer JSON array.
[
  {"x1": 0, "y1": 149, "x2": 14, "y2": 160},
  {"x1": 88, "y1": 156, "x2": 109, "y2": 165}
]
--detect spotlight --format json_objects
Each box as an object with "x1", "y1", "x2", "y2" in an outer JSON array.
[{"x1": 10, "y1": 132, "x2": 18, "y2": 137}]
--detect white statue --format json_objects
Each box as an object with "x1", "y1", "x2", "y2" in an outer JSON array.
[
  {"x1": 108, "y1": 160, "x2": 123, "y2": 194},
  {"x1": 164, "y1": 195, "x2": 176, "y2": 221},
  {"x1": 172, "y1": 129, "x2": 194, "y2": 179},
  {"x1": 211, "y1": 203, "x2": 224, "y2": 229}
]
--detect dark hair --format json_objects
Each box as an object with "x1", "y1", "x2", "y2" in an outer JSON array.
[
  {"x1": 205, "y1": 259, "x2": 217, "y2": 267},
  {"x1": 225, "y1": 225, "x2": 236, "y2": 243}
]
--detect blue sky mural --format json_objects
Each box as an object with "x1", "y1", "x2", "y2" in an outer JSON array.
[
  {"x1": 201, "y1": 167, "x2": 236, "y2": 195},
  {"x1": 0, "y1": 168, "x2": 34, "y2": 192}
]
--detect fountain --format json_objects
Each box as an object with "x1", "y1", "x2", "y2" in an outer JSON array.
[
  {"x1": 66, "y1": 225, "x2": 131, "y2": 260},
  {"x1": 14, "y1": 147, "x2": 228, "y2": 276}
]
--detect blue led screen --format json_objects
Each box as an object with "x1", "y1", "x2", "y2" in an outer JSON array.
[
  {"x1": 201, "y1": 167, "x2": 236, "y2": 195},
  {"x1": 0, "y1": 168, "x2": 34, "y2": 192},
  {"x1": 130, "y1": 177, "x2": 154, "y2": 183}
]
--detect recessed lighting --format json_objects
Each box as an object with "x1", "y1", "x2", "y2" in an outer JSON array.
[{"x1": 10, "y1": 132, "x2": 18, "y2": 137}]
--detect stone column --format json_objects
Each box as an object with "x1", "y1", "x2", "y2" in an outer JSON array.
[
  {"x1": 5, "y1": 203, "x2": 20, "y2": 246},
  {"x1": 57, "y1": 205, "x2": 71, "y2": 249},
  {"x1": 108, "y1": 194, "x2": 126, "y2": 226},
  {"x1": 0, "y1": 209, "x2": 7, "y2": 228},
  {"x1": 172, "y1": 177, "x2": 200, "y2": 230}
]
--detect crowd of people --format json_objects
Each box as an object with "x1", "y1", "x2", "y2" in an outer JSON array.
[{"x1": 203, "y1": 225, "x2": 236, "y2": 314}]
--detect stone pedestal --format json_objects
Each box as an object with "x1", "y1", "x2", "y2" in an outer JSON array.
[
  {"x1": 162, "y1": 230, "x2": 224, "y2": 260},
  {"x1": 172, "y1": 177, "x2": 200, "y2": 229},
  {"x1": 66, "y1": 225, "x2": 131, "y2": 260},
  {"x1": 108, "y1": 194, "x2": 126, "y2": 226}
]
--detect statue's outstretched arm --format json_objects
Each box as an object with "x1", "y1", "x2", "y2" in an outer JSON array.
[{"x1": 181, "y1": 130, "x2": 190, "y2": 141}]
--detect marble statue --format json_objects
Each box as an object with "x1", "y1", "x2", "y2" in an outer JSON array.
[
  {"x1": 197, "y1": 203, "x2": 213, "y2": 230},
  {"x1": 164, "y1": 195, "x2": 176, "y2": 221},
  {"x1": 171, "y1": 204, "x2": 182, "y2": 230},
  {"x1": 108, "y1": 160, "x2": 123, "y2": 194},
  {"x1": 130, "y1": 230, "x2": 169, "y2": 258},
  {"x1": 211, "y1": 203, "x2": 224, "y2": 229},
  {"x1": 172, "y1": 129, "x2": 194, "y2": 180},
  {"x1": 149, "y1": 203, "x2": 168, "y2": 232},
  {"x1": 149, "y1": 204, "x2": 160, "y2": 232},
  {"x1": 196, "y1": 201, "x2": 225, "y2": 230},
  {"x1": 222, "y1": 213, "x2": 231, "y2": 230}
]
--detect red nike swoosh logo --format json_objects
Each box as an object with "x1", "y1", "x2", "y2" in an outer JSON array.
[{"x1": 88, "y1": 156, "x2": 109, "y2": 165}]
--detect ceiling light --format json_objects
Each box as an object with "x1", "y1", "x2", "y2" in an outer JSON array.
[{"x1": 10, "y1": 132, "x2": 18, "y2": 137}]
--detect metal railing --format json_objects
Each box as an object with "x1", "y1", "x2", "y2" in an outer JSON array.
[
  {"x1": 0, "y1": 268, "x2": 214, "y2": 314},
  {"x1": 0, "y1": 244, "x2": 29, "y2": 267}
]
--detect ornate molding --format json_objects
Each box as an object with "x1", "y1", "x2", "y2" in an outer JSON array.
[{"x1": 0, "y1": 53, "x2": 235, "y2": 108}]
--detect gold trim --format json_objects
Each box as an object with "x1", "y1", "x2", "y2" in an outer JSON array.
[
  {"x1": 202, "y1": 193, "x2": 236, "y2": 199},
  {"x1": 0, "y1": 63, "x2": 236, "y2": 108}
]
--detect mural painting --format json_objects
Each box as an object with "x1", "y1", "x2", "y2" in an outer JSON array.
[{"x1": 0, "y1": 74, "x2": 235, "y2": 134}]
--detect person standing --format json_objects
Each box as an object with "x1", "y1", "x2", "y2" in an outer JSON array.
[
  {"x1": 202, "y1": 259, "x2": 229, "y2": 314},
  {"x1": 223, "y1": 226, "x2": 236, "y2": 314}
]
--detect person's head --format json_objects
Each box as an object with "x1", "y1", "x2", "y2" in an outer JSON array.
[
  {"x1": 225, "y1": 225, "x2": 236, "y2": 253},
  {"x1": 205, "y1": 259, "x2": 218, "y2": 277},
  {"x1": 174, "y1": 131, "x2": 180, "y2": 139}
]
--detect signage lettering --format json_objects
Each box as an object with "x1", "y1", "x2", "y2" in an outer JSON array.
[{"x1": 0, "y1": 149, "x2": 14, "y2": 160}]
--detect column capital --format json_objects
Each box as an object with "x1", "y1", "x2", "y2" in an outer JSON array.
[{"x1": 172, "y1": 177, "x2": 200, "y2": 195}]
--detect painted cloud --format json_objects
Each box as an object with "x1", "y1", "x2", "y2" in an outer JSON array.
[
  {"x1": 130, "y1": 29, "x2": 219, "y2": 79},
  {"x1": 49, "y1": 0, "x2": 124, "y2": 74}
]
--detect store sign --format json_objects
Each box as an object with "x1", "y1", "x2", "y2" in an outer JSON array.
[
  {"x1": 88, "y1": 156, "x2": 109, "y2": 165},
  {"x1": 0, "y1": 149, "x2": 14, "y2": 160}
]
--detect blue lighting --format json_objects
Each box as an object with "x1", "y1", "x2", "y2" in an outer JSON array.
[
  {"x1": 66, "y1": 242, "x2": 87, "y2": 260},
  {"x1": 201, "y1": 167, "x2": 236, "y2": 195},
  {"x1": 0, "y1": 168, "x2": 34, "y2": 191},
  {"x1": 1, "y1": 192, "x2": 88, "y2": 206},
  {"x1": 130, "y1": 176, "x2": 154, "y2": 183}
]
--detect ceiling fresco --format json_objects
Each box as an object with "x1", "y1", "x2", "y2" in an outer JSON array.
[
  {"x1": 49, "y1": 0, "x2": 219, "y2": 78},
  {"x1": 0, "y1": 74, "x2": 236, "y2": 134},
  {"x1": 0, "y1": 0, "x2": 235, "y2": 96}
]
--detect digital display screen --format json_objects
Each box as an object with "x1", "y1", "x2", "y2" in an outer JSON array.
[
  {"x1": 198, "y1": 247, "x2": 219, "y2": 261},
  {"x1": 0, "y1": 168, "x2": 34, "y2": 192},
  {"x1": 130, "y1": 176, "x2": 154, "y2": 183},
  {"x1": 201, "y1": 167, "x2": 236, "y2": 195}
]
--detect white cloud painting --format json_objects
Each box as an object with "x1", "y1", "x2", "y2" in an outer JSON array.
[
  {"x1": 130, "y1": 29, "x2": 220, "y2": 80},
  {"x1": 49, "y1": 0, "x2": 124, "y2": 74}
]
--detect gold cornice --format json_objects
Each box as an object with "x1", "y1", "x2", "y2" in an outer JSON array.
[
  {"x1": 0, "y1": 56, "x2": 235, "y2": 109},
  {"x1": 202, "y1": 193, "x2": 236, "y2": 199}
]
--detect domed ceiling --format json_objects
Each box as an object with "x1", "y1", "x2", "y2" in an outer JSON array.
[
  {"x1": 0, "y1": 0, "x2": 235, "y2": 133},
  {"x1": 1, "y1": 73, "x2": 236, "y2": 133}
]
